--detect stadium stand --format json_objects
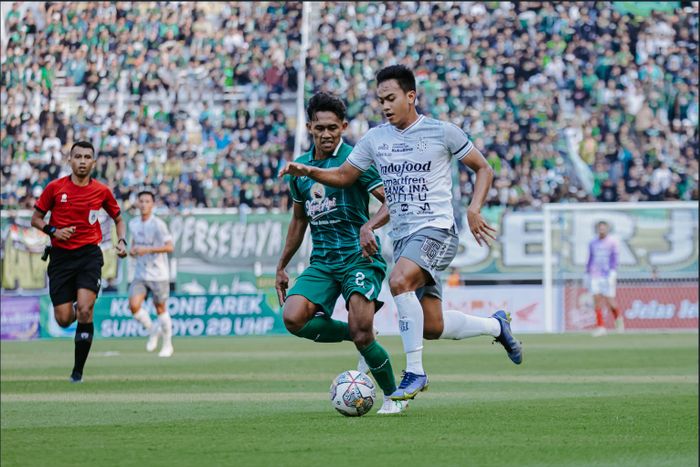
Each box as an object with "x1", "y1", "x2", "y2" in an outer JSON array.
[{"x1": 1, "y1": 2, "x2": 697, "y2": 212}]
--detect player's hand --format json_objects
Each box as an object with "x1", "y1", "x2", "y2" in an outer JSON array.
[
  {"x1": 53, "y1": 226, "x2": 76, "y2": 241},
  {"x1": 467, "y1": 208, "x2": 497, "y2": 246},
  {"x1": 129, "y1": 245, "x2": 137, "y2": 257},
  {"x1": 275, "y1": 267, "x2": 289, "y2": 306},
  {"x1": 279, "y1": 162, "x2": 310, "y2": 178},
  {"x1": 115, "y1": 242, "x2": 127, "y2": 258},
  {"x1": 359, "y1": 224, "x2": 377, "y2": 262},
  {"x1": 131, "y1": 246, "x2": 146, "y2": 256}
]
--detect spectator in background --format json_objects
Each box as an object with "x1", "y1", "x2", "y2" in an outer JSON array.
[{"x1": 1, "y1": 2, "x2": 697, "y2": 213}]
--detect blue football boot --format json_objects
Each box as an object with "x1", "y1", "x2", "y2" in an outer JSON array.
[
  {"x1": 389, "y1": 371, "x2": 429, "y2": 401},
  {"x1": 492, "y1": 310, "x2": 523, "y2": 365}
]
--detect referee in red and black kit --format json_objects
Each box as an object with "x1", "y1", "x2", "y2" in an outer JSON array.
[{"x1": 31, "y1": 141, "x2": 127, "y2": 383}]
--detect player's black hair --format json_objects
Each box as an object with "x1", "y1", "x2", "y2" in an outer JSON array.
[
  {"x1": 70, "y1": 140, "x2": 95, "y2": 156},
  {"x1": 137, "y1": 190, "x2": 156, "y2": 201},
  {"x1": 306, "y1": 92, "x2": 346, "y2": 122},
  {"x1": 376, "y1": 65, "x2": 416, "y2": 93},
  {"x1": 596, "y1": 221, "x2": 610, "y2": 228}
]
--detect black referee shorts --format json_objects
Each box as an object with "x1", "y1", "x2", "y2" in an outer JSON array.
[{"x1": 47, "y1": 244, "x2": 104, "y2": 306}]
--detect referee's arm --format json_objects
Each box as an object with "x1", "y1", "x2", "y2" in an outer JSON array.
[
  {"x1": 113, "y1": 214, "x2": 127, "y2": 257},
  {"x1": 31, "y1": 208, "x2": 75, "y2": 242}
]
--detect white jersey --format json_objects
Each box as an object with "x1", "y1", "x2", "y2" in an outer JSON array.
[
  {"x1": 347, "y1": 115, "x2": 473, "y2": 239},
  {"x1": 128, "y1": 215, "x2": 172, "y2": 282}
]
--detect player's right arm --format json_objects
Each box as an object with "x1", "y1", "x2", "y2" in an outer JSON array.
[
  {"x1": 279, "y1": 160, "x2": 362, "y2": 188},
  {"x1": 275, "y1": 202, "x2": 309, "y2": 306},
  {"x1": 31, "y1": 182, "x2": 75, "y2": 241},
  {"x1": 279, "y1": 130, "x2": 376, "y2": 187}
]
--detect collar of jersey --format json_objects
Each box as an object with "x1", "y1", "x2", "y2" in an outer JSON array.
[
  {"x1": 392, "y1": 114, "x2": 425, "y2": 134},
  {"x1": 306, "y1": 138, "x2": 344, "y2": 161}
]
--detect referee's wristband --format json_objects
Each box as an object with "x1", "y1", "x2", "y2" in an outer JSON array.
[{"x1": 42, "y1": 225, "x2": 57, "y2": 237}]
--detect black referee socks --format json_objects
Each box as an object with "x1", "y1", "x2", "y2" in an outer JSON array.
[{"x1": 72, "y1": 322, "x2": 94, "y2": 378}]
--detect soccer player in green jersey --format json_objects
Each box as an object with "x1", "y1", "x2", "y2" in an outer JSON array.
[{"x1": 276, "y1": 92, "x2": 406, "y2": 414}]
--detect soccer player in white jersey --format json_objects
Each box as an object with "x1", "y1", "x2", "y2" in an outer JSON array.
[
  {"x1": 587, "y1": 221, "x2": 623, "y2": 337},
  {"x1": 281, "y1": 65, "x2": 523, "y2": 401},
  {"x1": 128, "y1": 190, "x2": 175, "y2": 357}
]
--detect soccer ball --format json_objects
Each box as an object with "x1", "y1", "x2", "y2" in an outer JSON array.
[{"x1": 329, "y1": 370, "x2": 376, "y2": 417}]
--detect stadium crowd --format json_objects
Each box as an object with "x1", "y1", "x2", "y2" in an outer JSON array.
[{"x1": 1, "y1": 2, "x2": 698, "y2": 213}]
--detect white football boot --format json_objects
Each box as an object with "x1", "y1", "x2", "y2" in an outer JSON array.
[
  {"x1": 146, "y1": 323, "x2": 160, "y2": 352},
  {"x1": 377, "y1": 397, "x2": 409, "y2": 414}
]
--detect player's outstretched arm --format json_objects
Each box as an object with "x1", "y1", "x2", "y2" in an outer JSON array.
[
  {"x1": 459, "y1": 146, "x2": 497, "y2": 246},
  {"x1": 276, "y1": 202, "x2": 309, "y2": 305},
  {"x1": 279, "y1": 161, "x2": 361, "y2": 188},
  {"x1": 360, "y1": 187, "x2": 390, "y2": 259}
]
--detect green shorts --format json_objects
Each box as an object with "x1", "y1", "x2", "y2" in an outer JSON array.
[{"x1": 288, "y1": 252, "x2": 386, "y2": 317}]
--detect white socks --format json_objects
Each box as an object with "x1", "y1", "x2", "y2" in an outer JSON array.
[
  {"x1": 440, "y1": 310, "x2": 501, "y2": 339},
  {"x1": 394, "y1": 291, "x2": 425, "y2": 375},
  {"x1": 132, "y1": 309, "x2": 153, "y2": 330},
  {"x1": 158, "y1": 312, "x2": 173, "y2": 347}
]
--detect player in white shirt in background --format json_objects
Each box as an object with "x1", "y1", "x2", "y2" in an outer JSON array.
[
  {"x1": 587, "y1": 221, "x2": 623, "y2": 337},
  {"x1": 281, "y1": 65, "x2": 523, "y2": 401},
  {"x1": 128, "y1": 190, "x2": 175, "y2": 357}
]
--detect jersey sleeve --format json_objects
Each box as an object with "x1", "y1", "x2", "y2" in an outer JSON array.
[
  {"x1": 287, "y1": 176, "x2": 303, "y2": 204},
  {"x1": 346, "y1": 133, "x2": 375, "y2": 172},
  {"x1": 157, "y1": 218, "x2": 173, "y2": 244},
  {"x1": 102, "y1": 187, "x2": 121, "y2": 219},
  {"x1": 358, "y1": 164, "x2": 383, "y2": 193},
  {"x1": 610, "y1": 239, "x2": 618, "y2": 271},
  {"x1": 586, "y1": 241, "x2": 594, "y2": 274},
  {"x1": 444, "y1": 122, "x2": 474, "y2": 160},
  {"x1": 34, "y1": 181, "x2": 55, "y2": 214}
]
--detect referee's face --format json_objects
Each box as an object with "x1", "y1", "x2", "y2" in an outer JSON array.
[{"x1": 70, "y1": 146, "x2": 96, "y2": 178}]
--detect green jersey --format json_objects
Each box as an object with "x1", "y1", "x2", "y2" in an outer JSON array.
[{"x1": 288, "y1": 141, "x2": 383, "y2": 267}]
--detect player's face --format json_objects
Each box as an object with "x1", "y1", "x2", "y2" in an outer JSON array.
[
  {"x1": 377, "y1": 79, "x2": 416, "y2": 128},
  {"x1": 597, "y1": 223, "x2": 608, "y2": 238},
  {"x1": 138, "y1": 195, "x2": 154, "y2": 216},
  {"x1": 306, "y1": 111, "x2": 347, "y2": 156},
  {"x1": 69, "y1": 147, "x2": 96, "y2": 178}
]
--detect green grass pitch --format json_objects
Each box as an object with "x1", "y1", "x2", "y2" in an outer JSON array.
[{"x1": 1, "y1": 333, "x2": 697, "y2": 466}]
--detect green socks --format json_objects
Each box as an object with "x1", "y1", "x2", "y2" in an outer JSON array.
[
  {"x1": 360, "y1": 340, "x2": 397, "y2": 396},
  {"x1": 292, "y1": 317, "x2": 397, "y2": 396},
  {"x1": 293, "y1": 316, "x2": 351, "y2": 342}
]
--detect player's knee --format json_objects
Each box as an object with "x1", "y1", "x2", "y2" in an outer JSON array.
[
  {"x1": 389, "y1": 272, "x2": 415, "y2": 296},
  {"x1": 55, "y1": 315, "x2": 73, "y2": 328},
  {"x1": 283, "y1": 308, "x2": 305, "y2": 334},
  {"x1": 351, "y1": 328, "x2": 374, "y2": 349},
  {"x1": 75, "y1": 305, "x2": 93, "y2": 323}
]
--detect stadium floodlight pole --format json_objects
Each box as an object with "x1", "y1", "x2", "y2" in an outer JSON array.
[{"x1": 293, "y1": 1, "x2": 313, "y2": 157}]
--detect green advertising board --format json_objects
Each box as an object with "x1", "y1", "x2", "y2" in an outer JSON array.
[{"x1": 40, "y1": 294, "x2": 287, "y2": 338}]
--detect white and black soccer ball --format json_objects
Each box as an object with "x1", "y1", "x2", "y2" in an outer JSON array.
[{"x1": 329, "y1": 370, "x2": 376, "y2": 417}]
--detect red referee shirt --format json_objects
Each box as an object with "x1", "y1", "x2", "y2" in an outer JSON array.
[{"x1": 35, "y1": 176, "x2": 121, "y2": 250}]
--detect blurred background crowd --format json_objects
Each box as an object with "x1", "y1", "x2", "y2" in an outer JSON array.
[{"x1": 1, "y1": 1, "x2": 698, "y2": 214}]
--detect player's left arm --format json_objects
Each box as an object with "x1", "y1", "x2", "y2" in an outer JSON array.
[
  {"x1": 144, "y1": 220, "x2": 174, "y2": 255},
  {"x1": 609, "y1": 239, "x2": 619, "y2": 281},
  {"x1": 113, "y1": 214, "x2": 128, "y2": 258},
  {"x1": 459, "y1": 146, "x2": 497, "y2": 246},
  {"x1": 360, "y1": 187, "x2": 389, "y2": 259},
  {"x1": 104, "y1": 188, "x2": 127, "y2": 257}
]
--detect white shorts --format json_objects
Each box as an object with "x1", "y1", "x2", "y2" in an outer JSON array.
[{"x1": 589, "y1": 276, "x2": 616, "y2": 298}]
